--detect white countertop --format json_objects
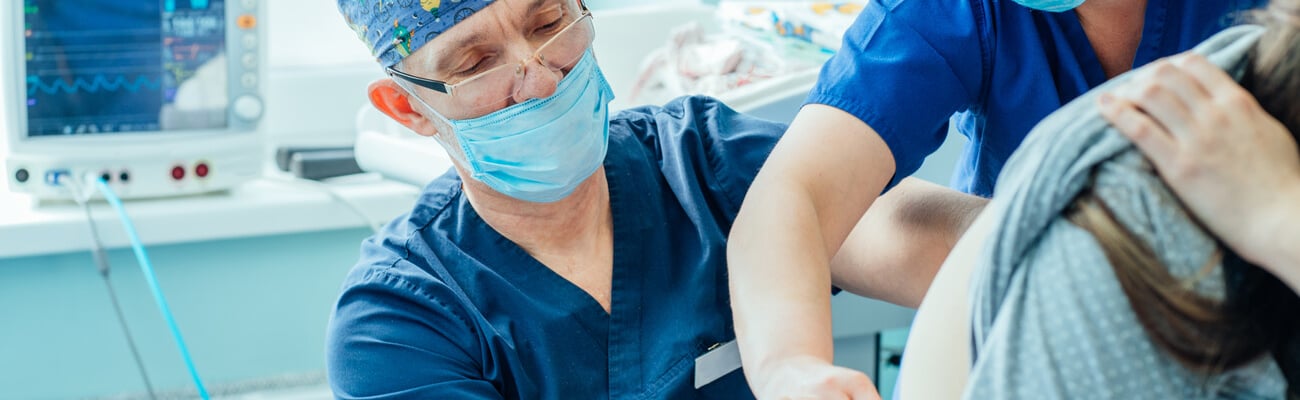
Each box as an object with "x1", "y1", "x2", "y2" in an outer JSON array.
[
  {"x1": 0, "y1": 171, "x2": 913, "y2": 335},
  {"x1": 0, "y1": 172, "x2": 420, "y2": 259}
]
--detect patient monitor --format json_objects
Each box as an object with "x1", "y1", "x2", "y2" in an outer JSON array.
[{"x1": 2, "y1": 0, "x2": 264, "y2": 200}]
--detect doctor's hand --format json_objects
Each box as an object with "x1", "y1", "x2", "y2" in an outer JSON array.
[
  {"x1": 1099, "y1": 53, "x2": 1300, "y2": 284},
  {"x1": 754, "y1": 355, "x2": 881, "y2": 400}
]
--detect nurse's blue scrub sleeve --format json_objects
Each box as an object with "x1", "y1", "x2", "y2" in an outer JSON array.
[
  {"x1": 805, "y1": 0, "x2": 987, "y2": 192},
  {"x1": 326, "y1": 96, "x2": 783, "y2": 400},
  {"x1": 805, "y1": 0, "x2": 1264, "y2": 196}
]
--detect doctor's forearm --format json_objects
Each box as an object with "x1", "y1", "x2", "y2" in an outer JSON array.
[{"x1": 829, "y1": 178, "x2": 988, "y2": 308}]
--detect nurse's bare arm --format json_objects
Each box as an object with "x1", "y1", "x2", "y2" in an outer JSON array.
[
  {"x1": 829, "y1": 178, "x2": 987, "y2": 308},
  {"x1": 728, "y1": 104, "x2": 894, "y2": 399}
]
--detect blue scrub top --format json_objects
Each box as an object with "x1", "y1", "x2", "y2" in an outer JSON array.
[
  {"x1": 806, "y1": 0, "x2": 1265, "y2": 196},
  {"x1": 326, "y1": 96, "x2": 784, "y2": 399}
]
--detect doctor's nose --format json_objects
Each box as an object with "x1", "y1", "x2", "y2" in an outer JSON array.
[{"x1": 510, "y1": 57, "x2": 563, "y2": 103}]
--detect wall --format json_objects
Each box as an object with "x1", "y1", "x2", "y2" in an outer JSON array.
[{"x1": 0, "y1": 228, "x2": 371, "y2": 399}]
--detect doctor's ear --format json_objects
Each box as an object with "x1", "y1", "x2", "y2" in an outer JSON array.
[{"x1": 368, "y1": 79, "x2": 441, "y2": 137}]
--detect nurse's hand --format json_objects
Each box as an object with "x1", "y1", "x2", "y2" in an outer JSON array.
[
  {"x1": 1099, "y1": 54, "x2": 1300, "y2": 286},
  {"x1": 755, "y1": 355, "x2": 880, "y2": 400}
]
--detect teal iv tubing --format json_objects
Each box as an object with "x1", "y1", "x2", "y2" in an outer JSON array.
[{"x1": 94, "y1": 177, "x2": 211, "y2": 400}]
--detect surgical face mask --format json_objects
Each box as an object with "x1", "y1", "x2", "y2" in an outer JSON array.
[
  {"x1": 405, "y1": 50, "x2": 615, "y2": 203},
  {"x1": 1012, "y1": 0, "x2": 1085, "y2": 12}
]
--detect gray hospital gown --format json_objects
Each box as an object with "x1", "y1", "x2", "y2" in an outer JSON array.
[{"x1": 964, "y1": 25, "x2": 1287, "y2": 399}]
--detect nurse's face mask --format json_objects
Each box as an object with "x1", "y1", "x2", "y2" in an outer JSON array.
[{"x1": 387, "y1": 1, "x2": 615, "y2": 203}]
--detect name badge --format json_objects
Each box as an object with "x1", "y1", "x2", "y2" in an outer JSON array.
[{"x1": 694, "y1": 340, "x2": 742, "y2": 389}]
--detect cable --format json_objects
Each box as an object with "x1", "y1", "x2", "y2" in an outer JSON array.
[
  {"x1": 92, "y1": 177, "x2": 211, "y2": 400},
  {"x1": 101, "y1": 275, "x2": 159, "y2": 399},
  {"x1": 67, "y1": 177, "x2": 158, "y2": 400},
  {"x1": 266, "y1": 176, "x2": 382, "y2": 234}
]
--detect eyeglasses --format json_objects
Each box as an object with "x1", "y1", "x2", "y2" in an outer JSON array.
[{"x1": 387, "y1": 4, "x2": 594, "y2": 119}]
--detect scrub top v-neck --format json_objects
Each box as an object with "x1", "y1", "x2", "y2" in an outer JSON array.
[
  {"x1": 327, "y1": 96, "x2": 784, "y2": 399},
  {"x1": 805, "y1": 0, "x2": 1265, "y2": 196}
]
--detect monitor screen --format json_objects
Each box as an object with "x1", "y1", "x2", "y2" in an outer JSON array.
[{"x1": 22, "y1": 0, "x2": 228, "y2": 137}]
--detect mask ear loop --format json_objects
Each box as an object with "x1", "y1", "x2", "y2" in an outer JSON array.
[
  {"x1": 392, "y1": 79, "x2": 476, "y2": 172},
  {"x1": 393, "y1": 78, "x2": 456, "y2": 128}
]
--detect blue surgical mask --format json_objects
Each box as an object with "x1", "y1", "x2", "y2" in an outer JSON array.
[
  {"x1": 406, "y1": 50, "x2": 615, "y2": 203},
  {"x1": 1012, "y1": 0, "x2": 1085, "y2": 12}
]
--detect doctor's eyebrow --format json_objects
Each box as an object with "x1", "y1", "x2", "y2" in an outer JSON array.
[
  {"x1": 427, "y1": 0, "x2": 565, "y2": 74},
  {"x1": 516, "y1": 0, "x2": 564, "y2": 18},
  {"x1": 431, "y1": 32, "x2": 488, "y2": 74}
]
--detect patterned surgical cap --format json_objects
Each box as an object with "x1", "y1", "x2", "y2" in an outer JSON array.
[{"x1": 337, "y1": 0, "x2": 497, "y2": 68}]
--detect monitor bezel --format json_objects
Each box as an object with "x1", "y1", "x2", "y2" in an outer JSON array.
[{"x1": 3, "y1": 0, "x2": 262, "y2": 149}]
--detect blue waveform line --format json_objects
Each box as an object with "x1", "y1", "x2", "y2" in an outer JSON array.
[
  {"x1": 27, "y1": 74, "x2": 162, "y2": 95},
  {"x1": 164, "y1": 0, "x2": 209, "y2": 12}
]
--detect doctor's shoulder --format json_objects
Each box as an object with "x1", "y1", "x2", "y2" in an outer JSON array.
[
  {"x1": 328, "y1": 179, "x2": 488, "y2": 397},
  {"x1": 336, "y1": 168, "x2": 480, "y2": 338},
  {"x1": 326, "y1": 254, "x2": 489, "y2": 398},
  {"x1": 612, "y1": 95, "x2": 787, "y2": 160}
]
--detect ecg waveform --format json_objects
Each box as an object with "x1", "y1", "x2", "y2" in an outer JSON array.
[
  {"x1": 164, "y1": 0, "x2": 211, "y2": 12},
  {"x1": 26, "y1": 74, "x2": 163, "y2": 95},
  {"x1": 21, "y1": 0, "x2": 228, "y2": 136}
]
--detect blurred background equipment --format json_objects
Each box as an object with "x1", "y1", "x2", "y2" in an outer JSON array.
[{"x1": 2, "y1": 0, "x2": 264, "y2": 201}]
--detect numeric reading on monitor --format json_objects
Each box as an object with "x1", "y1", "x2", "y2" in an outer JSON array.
[{"x1": 23, "y1": 0, "x2": 228, "y2": 137}]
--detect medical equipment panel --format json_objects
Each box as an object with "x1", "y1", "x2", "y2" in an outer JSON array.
[{"x1": 2, "y1": 0, "x2": 264, "y2": 200}]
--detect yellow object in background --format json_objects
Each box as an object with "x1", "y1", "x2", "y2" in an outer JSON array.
[
  {"x1": 718, "y1": 1, "x2": 867, "y2": 54},
  {"x1": 836, "y1": 3, "x2": 864, "y2": 14},
  {"x1": 811, "y1": 2, "x2": 864, "y2": 15}
]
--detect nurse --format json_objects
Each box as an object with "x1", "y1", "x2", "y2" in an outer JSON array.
[
  {"x1": 327, "y1": 0, "x2": 796, "y2": 398},
  {"x1": 725, "y1": 0, "x2": 1272, "y2": 398}
]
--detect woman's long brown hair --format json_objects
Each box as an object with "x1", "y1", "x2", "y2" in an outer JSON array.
[{"x1": 1067, "y1": 2, "x2": 1300, "y2": 398}]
